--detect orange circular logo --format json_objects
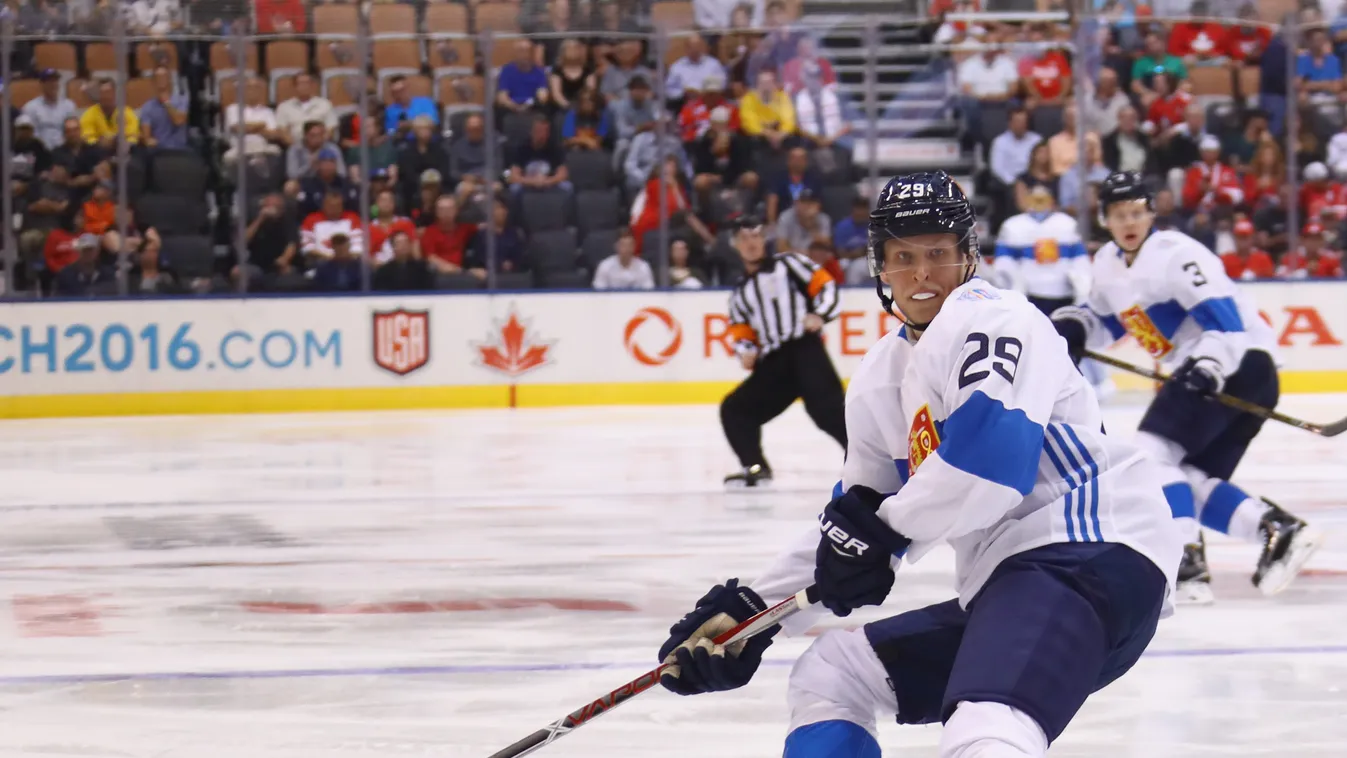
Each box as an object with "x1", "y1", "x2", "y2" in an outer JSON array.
[{"x1": 624, "y1": 307, "x2": 683, "y2": 366}]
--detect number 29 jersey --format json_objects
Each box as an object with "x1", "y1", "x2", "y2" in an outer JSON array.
[{"x1": 756, "y1": 280, "x2": 1183, "y2": 625}]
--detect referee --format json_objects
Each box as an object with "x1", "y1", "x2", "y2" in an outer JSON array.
[{"x1": 720, "y1": 214, "x2": 847, "y2": 488}]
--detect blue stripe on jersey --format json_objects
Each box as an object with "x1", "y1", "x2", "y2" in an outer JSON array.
[
  {"x1": 1098, "y1": 312, "x2": 1126, "y2": 340},
  {"x1": 1059, "y1": 241, "x2": 1087, "y2": 258},
  {"x1": 1162, "y1": 482, "x2": 1195, "y2": 519},
  {"x1": 1048, "y1": 424, "x2": 1096, "y2": 542},
  {"x1": 1146, "y1": 299, "x2": 1188, "y2": 339},
  {"x1": 937, "y1": 391, "x2": 1043, "y2": 496},
  {"x1": 1199, "y1": 481, "x2": 1250, "y2": 533},
  {"x1": 995, "y1": 244, "x2": 1032, "y2": 260},
  {"x1": 1189, "y1": 296, "x2": 1245, "y2": 333},
  {"x1": 832, "y1": 480, "x2": 844, "y2": 500},
  {"x1": 894, "y1": 459, "x2": 910, "y2": 486},
  {"x1": 1063, "y1": 425, "x2": 1102, "y2": 541},
  {"x1": 1041, "y1": 432, "x2": 1080, "y2": 541}
]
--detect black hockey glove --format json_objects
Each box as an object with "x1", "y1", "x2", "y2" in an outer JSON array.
[
  {"x1": 1171, "y1": 356, "x2": 1224, "y2": 397},
  {"x1": 658, "y1": 579, "x2": 778, "y2": 696},
  {"x1": 1052, "y1": 315, "x2": 1087, "y2": 367},
  {"x1": 815, "y1": 485, "x2": 912, "y2": 617}
]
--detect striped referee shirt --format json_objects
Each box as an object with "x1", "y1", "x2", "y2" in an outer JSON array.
[{"x1": 727, "y1": 252, "x2": 840, "y2": 357}]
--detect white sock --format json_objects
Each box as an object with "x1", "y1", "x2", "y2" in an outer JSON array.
[
  {"x1": 939, "y1": 701, "x2": 1048, "y2": 758},
  {"x1": 1174, "y1": 515, "x2": 1201, "y2": 544},
  {"x1": 1227, "y1": 498, "x2": 1271, "y2": 542}
]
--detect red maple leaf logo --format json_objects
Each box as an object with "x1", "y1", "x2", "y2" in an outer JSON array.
[{"x1": 475, "y1": 310, "x2": 552, "y2": 377}]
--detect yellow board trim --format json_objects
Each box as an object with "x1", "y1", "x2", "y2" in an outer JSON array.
[{"x1": 2, "y1": 372, "x2": 1345, "y2": 419}]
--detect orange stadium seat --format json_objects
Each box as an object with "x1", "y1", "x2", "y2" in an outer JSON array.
[
  {"x1": 136, "y1": 41, "x2": 179, "y2": 73},
  {"x1": 33, "y1": 42, "x2": 77, "y2": 76},
  {"x1": 313, "y1": 4, "x2": 359, "y2": 35},
  {"x1": 439, "y1": 74, "x2": 484, "y2": 107},
  {"x1": 651, "y1": 1, "x2": 694, "y2": 30},
  {"x1": 370, "y1": 3, "x2": 417, "y2": 34},
  {"x1": 1189, "y1": 66, "x2": 1232, "y2": 97},
  {"x1": 66, "y1": 78, "x2": 94, "y2": 108},
  {"x1": 474, "y1": 2, "x2": 519, "y2": 33},
  {"x1": 8, "y1": 78, "x2": 41, "y2": 108},
  {"x1": 85, "y1": 43, "x2": 119, "y2": 78},
  {"x1": 425, "y1": 2, "x2": 470, "y2": 33},
  {"x1": 209, "y1": 41, "x2": 259, "y2": 74},
  {"x1": 125, "y1": 77, "x2": 156, "y2": 109}
]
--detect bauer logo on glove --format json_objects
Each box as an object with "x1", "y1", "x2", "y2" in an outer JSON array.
[{"x1": 819, "y1": 515, "x2": 872, "y2": 558}]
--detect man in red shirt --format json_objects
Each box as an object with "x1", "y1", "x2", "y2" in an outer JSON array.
[
  {"x1": 300, "y1": 190, "x2": 364, "y2": 262},
  {"x1": 1221, "y1": 219, "x2": 1275, "y2": 280},
  {"x1": 1297, "y1": 161, "x2": 1346, "y2": 220},
  {"x1": 1018, "y1": 28, "x2": 1071, "y2": 106},
  {"x1": 368, "y1": 189, "x2": 418, "y2": 265},
  {"x1": 678, "y1": 76, "x2": 739, "y2": 142},
  {"x1": 1168, "y1": 1, "x2": 1228, "y2": 64},
  {"x1": 1277, "y1": 223, "x2": 1345, "y2": 278},
  {"x1": 1144, "y1": 72, "x2": 1191, "y2": 133},
  {"x1": 419, "y1": 195, "x2": 478, "y2": 273},
  {"x1": 254, "y1": 0, "x2": 306, "y2": 34},
  {"x1": 1225, "y1": 4, "x2": 1271, "y2": 63},
  {"x1": 1182, "y1": 135, "x2": 1243, "y2": 212}
]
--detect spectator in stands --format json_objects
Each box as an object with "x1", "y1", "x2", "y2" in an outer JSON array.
[
  {"x1": 1150, "y1": 188, "x2": 1182, "y2": 231},
  {"x1": 766, "y1": 145, "x2": 821, "y2": 223},
  {"x1": 1293, "y1": 107, "x2": 1327, "y2": 169},
  {"x1": 833, "y1": 196, "x2": 870, "y2": 283},
  {"x1": 242, "y1": 192, "x2": 299, "y2": 283},
  {"x1": 138, "y1": 65, "x2": 188, "y2": 150},
  {"x1": 508, "y1": 116, "x2": 572, "y2": 199},
  {"x1": 398, "y1": 116, "x2": 451, "y2": 213},
  {"x1": 301, "y1": 190, "x2": 364, "y2": 262},
  {"x1": 1101, "y1": 105, "x2": 1151, "y2": 174},
  {"x1": 276, "y1": 73, "x2": 337, "y2": 145},
  {"x1": 1144, "y1": 72, "x2": 1191, "y2": 138},
  {"x1": 410, "y1": 170, "x2": 445, "y2": 227},
  {"x1": 623, "y1": 113, "x2": 690, "y2": 196},
  {"x1": 18, "y1": 0, "x2": 68, "y2": 34},
  {"x1": 680, "y1": 76, "x2": 738, "y2": 141},
  {"x1": 719, "y1": 5, "x2": 765, "y2": 96},
  {"x1": 50, "y1": 118, "x2": 101, "y2": 200},
  {"x1": 1222, "y1": 110, "x2": 1269, "y2": 168},
  {"x1": 125, "y1": 0, "x2": 181, "y2": 35},
  {"x1": 1259, "y1": 28, "x2": 1290, "y2": 136},
  {"x1": 780, "y1": 36, "x2": 836, "y2": 95},
  {"x1": 127, "y1": 236, "x2": 180, "y2": 296},
  {"x1": 296, "y1": 149, "x2": 358, "y2": 216},
  {"x1": 1083, "y1": 68, "x2": 1128, "y2": 136},
  {"x1": 668, "y1": 239, "x2": 706, "y2": 288},
  {"x1": 601, "y1": 40, "x2": 655, "y2": 103},
  {"x1": 740, "y1": 70, "x2": 797, "y2": 152},
  {"x1": 497, "y1": 39, "x2": 550, "y2": 115},
  {"x1": 465, "y1": 198, "x2": 527, "y2": 281},
  {"x1": 549, "y1": 39, "x2": 596, "y2": 113},
  {"x1": 630, "y1": 157, "x2": 715, "y2": 256},
  {"x1": 372, "y1": 230, "x2": 435, "y2": 291},
  {"x1": 695, "y1": 0, "x2": 764, "y2": 32},
  {"x1": 1298, "y1": 161, "x2": 1343, "y2": 218},
  {"x1": 310, "y1": 232, "x2": 365, "y2": 292},
  {"x1": 593, "y1": 228, "x2": 655, "y2": 289},
  {"x1": 1296, "y1": 28, "x2": 1343, "y2": 105},
  {"x1": 612, "y1": 75, "x2": 660, "y2": 163},
  {"x1": 343, "y1": 116, "x2": 398, "y2": 185},
  {"x1": 990, "y1": 107, "x2": 1040, "y2": 194},
  {"x1": 11, "y1": 116, "x2": 51, "y2": 189},
  {"x1": 1019, "y1": 24, "x2": 1071, "y2": 107},
  {"x1": 196, "y1": 0, "x2": 248, "y2": 35},
  {"x1": 774, "y1": 187, "x2": 830, "y2": 255},
  {"x1": 101, "y1": 206, "x2": 150, "y2": 263},
  {"x1": 287, "y1": 121, "x2": 345, "y2": 181},
  {"x1": 1131, "y1": 30, "x2": 1188, "y2": 107},
  {"x1": 667, "y1": 33, "x2": 728, "y2": 102},
  {"x1": 1227, "y1": 3, "x2": 1271, "y2": 64},
  {"x1": 750, "y1": 0, "x2": 803, "y2": 82},
  {"x1": 1014, "y1": 141, "x2": 1057, "y2": 211},
  {"x1": 385, "y1": 75, "x2": 439, "y2": 139},
  {"x1": 1222, "y1": 218, "x2": 1275, "y2": 279},
  {"x1": 562, "y1": 88, "x2": 613, "y2": 152},
  {"x1": 691, "y1": 105, "x2": 756, "y2": 197},
  {"x1": 54, "y1": 233, "x2": 112, "y2": 295},
  {"x1": 1182, "y1": 135, "x2": 1244, "y2": 212},
  {"x1": 80, "y1": 79, "x2": 141, "y2": 148},
  {"x1": 794, "y1": 62, "x2": 851, "y2": 149},
  {"x1": 1059, "y1": 134, "x2": 1110, "y2": 216},
  {"x1": 42, "y1": 208, "x2": 83, "y2": 279},
  {"x1": 1167, "y1": 1, "x2": 1229, "y2": 67},
  {"x1": 420, "y1": 195, "x2": 477, "y2": 274},
  {"x1": 1156, "y1": 102, "x2": 1207, "y2": 175},
  {"x1": 1327, "y1": 119, "x2": 1347, "y2": 169},
  {"x1": 223, "y1": 77, "x2": 285, "y2": 171},
  {"x1": 956, "y1": 28, "x2": 1020, "y2": 144},
  {"x1": 22, "y1": 69, "x2": 76, "y2": 150},
  {"x1": 1243, "y1": 140, "x2": 1285, "y2": 209},
  {"x1": 449, "y1": 113, "x2": 502, "y2": 192},
  {"x1": 81, "y1": 181, "x2": 116, "y2": 235},
  {"x1": 368, "y1": 188, "x2": 419, "y2": 264},
  {"x1": 21, "y1": 162, "x2": 71, "y2": 265},
  {"x1": 1046, "y1": 101, "x2": 1081, "y2": 177},
  {"x1": 1278, "y1": 222, "x2": 1344, "y2": 278}
]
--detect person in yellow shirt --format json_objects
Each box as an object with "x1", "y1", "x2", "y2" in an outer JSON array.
[
  {"x1": 80, "y1": 79, "x2": 143, "y2": 149},
  {"x1": 738, "y1": 70, "x2": 796, "y2": 151}
]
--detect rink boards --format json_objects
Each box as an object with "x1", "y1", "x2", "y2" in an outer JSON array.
[{"x1": 0, "y1": 282, "x2": 1344, "y2": 417}]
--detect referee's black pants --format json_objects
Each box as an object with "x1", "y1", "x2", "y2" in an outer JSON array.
[{"x1": 719, "y1": 333, "x2": 847, "y2": 470}]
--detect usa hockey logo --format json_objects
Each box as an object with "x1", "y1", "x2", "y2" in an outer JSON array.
[
  {"x1": 1119, "y1": 305, "x2": 1174, "y2": 358},
  {"x1": 908, "y1": 404, "x2": 942, "y2": 476},
  {"x1": 372, "y1": 309, "x2": 430, "y2": 376}
]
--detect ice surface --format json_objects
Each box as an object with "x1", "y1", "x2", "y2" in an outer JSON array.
[{"x1": 0, "y1": 396, "x2": 1345, "y2": 757}]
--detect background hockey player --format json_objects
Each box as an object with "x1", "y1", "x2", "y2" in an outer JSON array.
[
  {"x1": 1053, "y1": 171, "x2": 1323, "y2": 605},
  {"x1": 658, "y1": 172, "x2": 1182, "y2": 758},
  {"x1": 992, "y1": 185, "x2": 1091, "y2": 316},
  {"x1": 719, "y1": 214, "x2": 846, "y2": 488}
]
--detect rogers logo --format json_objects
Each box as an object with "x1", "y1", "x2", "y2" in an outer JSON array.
[{"x1": 624, "y1": 307, "x2": 683, "y2": 366}]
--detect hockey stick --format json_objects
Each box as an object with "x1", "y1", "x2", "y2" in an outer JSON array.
[
  {"x1": 1086, "y1": 351, "x2": 1347, "y2": 438},
  {"x1": 485, "y1": 586, "x2": 819, "y2": 758}
]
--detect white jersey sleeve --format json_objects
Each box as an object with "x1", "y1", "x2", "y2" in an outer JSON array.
[{"x1": 1153, "y1": 234, "x2": 1253, "y2": 377}]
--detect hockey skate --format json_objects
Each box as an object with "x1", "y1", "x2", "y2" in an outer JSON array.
[
  {"x1": 1175, "y1": 536, "x2": 1215, "y2": 606},
  {"x1": 724, "y1": 463, "x2": 773, "y2": 489},
  {"x1": 1252, "y1": 499, "x2": 1324, "y2": 597}
]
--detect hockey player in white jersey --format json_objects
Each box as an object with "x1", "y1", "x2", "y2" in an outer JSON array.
[
  {"x1": 1051, "y1": 171, "x2": 1323, "y2": 604},
  {"x1": 655, "y1": 171, "x2": 1183, "y2": 758},
  {"x1": 993, "y1": 185, "x2": 1091, "y2": 316}
]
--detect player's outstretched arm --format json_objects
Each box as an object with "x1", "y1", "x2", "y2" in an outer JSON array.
[{"x1": 1052, "y1": 291, "x2": 1125, "y2": 366}]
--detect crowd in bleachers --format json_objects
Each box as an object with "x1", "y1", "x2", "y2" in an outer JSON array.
[
  {"x1": 0, "y1": 0, "x2": 874, "y2": 297},
  {"x1": 951, "y1": 0, "x2": 1347, "y2": 280}
]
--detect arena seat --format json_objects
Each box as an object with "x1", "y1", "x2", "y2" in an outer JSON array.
[
  {"x1": 575, "y1": 188, "x2": 623, "y2": 237},
  {"x1": 521, "y1": 192, "x2": 574, "y2": 233}
]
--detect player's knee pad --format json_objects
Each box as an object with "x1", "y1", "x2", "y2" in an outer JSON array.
[
  {"x1": 939, "y1": 701, "x2": 1048, "y2": 758},
  {"x1": 787, "y1": 628, "x2": 894, "y2": 736},
  {"x1": 783, "y1": 720, "x2": 881, "y2": 758}
]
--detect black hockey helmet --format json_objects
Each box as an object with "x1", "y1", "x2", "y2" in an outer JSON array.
[
  {"x1": 1097, "y1": 170, "x2": 1153, "y2": 217},
  {"x1": 867, "y1": 171, "x2": 979, "y2": 320}
]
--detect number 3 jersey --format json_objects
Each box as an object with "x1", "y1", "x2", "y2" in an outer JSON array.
[
  {"x1": 1061, "y1": 230, "x2": 1279, "y2": 377},
  {"x1": 753, "y1": 280, "x2": 1183, "y2": 632}
]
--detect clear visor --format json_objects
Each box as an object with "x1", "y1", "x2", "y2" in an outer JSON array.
[{"x1": 868, "y1": 232, "x2": 973, "y2": 278}]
